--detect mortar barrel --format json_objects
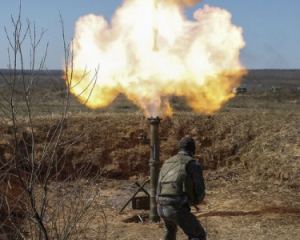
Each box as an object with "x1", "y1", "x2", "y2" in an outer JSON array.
[{"x1": 148, "y1": 116, "x2": 161, "y2": 222}]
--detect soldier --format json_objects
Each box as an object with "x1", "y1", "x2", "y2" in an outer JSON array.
[{"x1": 156, "y1": 136, "x2": 206, "y2": 240}]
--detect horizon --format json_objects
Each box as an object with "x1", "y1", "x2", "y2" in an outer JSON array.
[{"x1": 1, "y1": 68, "x2": 300, "y2": 71}]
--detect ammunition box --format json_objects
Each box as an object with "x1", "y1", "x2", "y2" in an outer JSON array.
[{"x1": 132, "y1": 192, "x2": 150, "y2": 210}]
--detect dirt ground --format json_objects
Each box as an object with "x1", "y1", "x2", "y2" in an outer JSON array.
[
  {"x1": 2, "y1": 105, "x2": 300, "y2": 239},
  {"x1": 1, "y1": 71, "x2": 300, "y2": 239},
  {"x1": 93, "y1": 167, "x2": 300, "y2": 240}
]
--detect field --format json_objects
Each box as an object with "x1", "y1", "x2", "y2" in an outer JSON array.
[{"x1": 1, "y1": 69, "x2": 300, "y2": 239}]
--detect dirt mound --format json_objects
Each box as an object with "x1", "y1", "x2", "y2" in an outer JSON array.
[{"x1": 1, "y1": 110, "x2": 299, "y2": 184}]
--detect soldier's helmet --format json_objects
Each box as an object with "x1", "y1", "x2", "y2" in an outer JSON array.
[{"x1": 179, "y1": 136, "x2": 196, "y2": 155}]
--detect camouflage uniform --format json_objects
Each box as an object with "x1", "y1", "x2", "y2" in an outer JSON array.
[{"x1": 156, "y1": 137, "x2": 206, "y2": 240}]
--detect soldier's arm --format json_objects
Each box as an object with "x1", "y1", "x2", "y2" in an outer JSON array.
[{"x1": 187, "y1": 160, "x2": 206, "y2": 204}]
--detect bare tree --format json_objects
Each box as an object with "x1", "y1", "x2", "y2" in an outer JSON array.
[{"x1": 0, "y1": 3, "x2": 106, "y2": 240}]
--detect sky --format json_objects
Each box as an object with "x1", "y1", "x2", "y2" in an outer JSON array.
[{"x1": 0, "y1": 0, "x2": 300, "y2": 70}]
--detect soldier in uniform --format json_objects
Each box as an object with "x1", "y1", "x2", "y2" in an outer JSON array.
[{"x1": 156, "y1": 136, "x2": 206, "y2": 240}]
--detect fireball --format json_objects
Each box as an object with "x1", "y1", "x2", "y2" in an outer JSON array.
[{"x1": 66, "y1": 0, "x2": 246, "y2": 116}]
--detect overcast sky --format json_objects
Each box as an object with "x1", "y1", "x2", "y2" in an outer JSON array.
[{"x1": 1, "y1": 0, "x2": 299, "y2": 69}]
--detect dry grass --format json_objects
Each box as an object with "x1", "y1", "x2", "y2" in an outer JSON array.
[
  {"x1": 1, "y1": 104, "x2": 299, "y2": 184},
  {"x1": 1, "y1": 69, "x2": 300, "y2": 239}
]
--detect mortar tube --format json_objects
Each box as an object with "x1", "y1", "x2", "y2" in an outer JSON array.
[{"x1": 148, "y1": 116, "x2": 161, "y2": 222}]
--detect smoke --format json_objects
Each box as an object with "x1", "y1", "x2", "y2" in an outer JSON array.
[{"x1": 170, "y1": 0, "x2": 203, "y2": 7}]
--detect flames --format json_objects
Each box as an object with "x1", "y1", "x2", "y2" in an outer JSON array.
[{"x1": 66, "y1": 0, "x2": 246, "y2": 116}]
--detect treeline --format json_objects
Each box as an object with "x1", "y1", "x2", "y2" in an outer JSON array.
[{"x1": 0, "y1": 69, "x2": 63, "y2": 77}]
